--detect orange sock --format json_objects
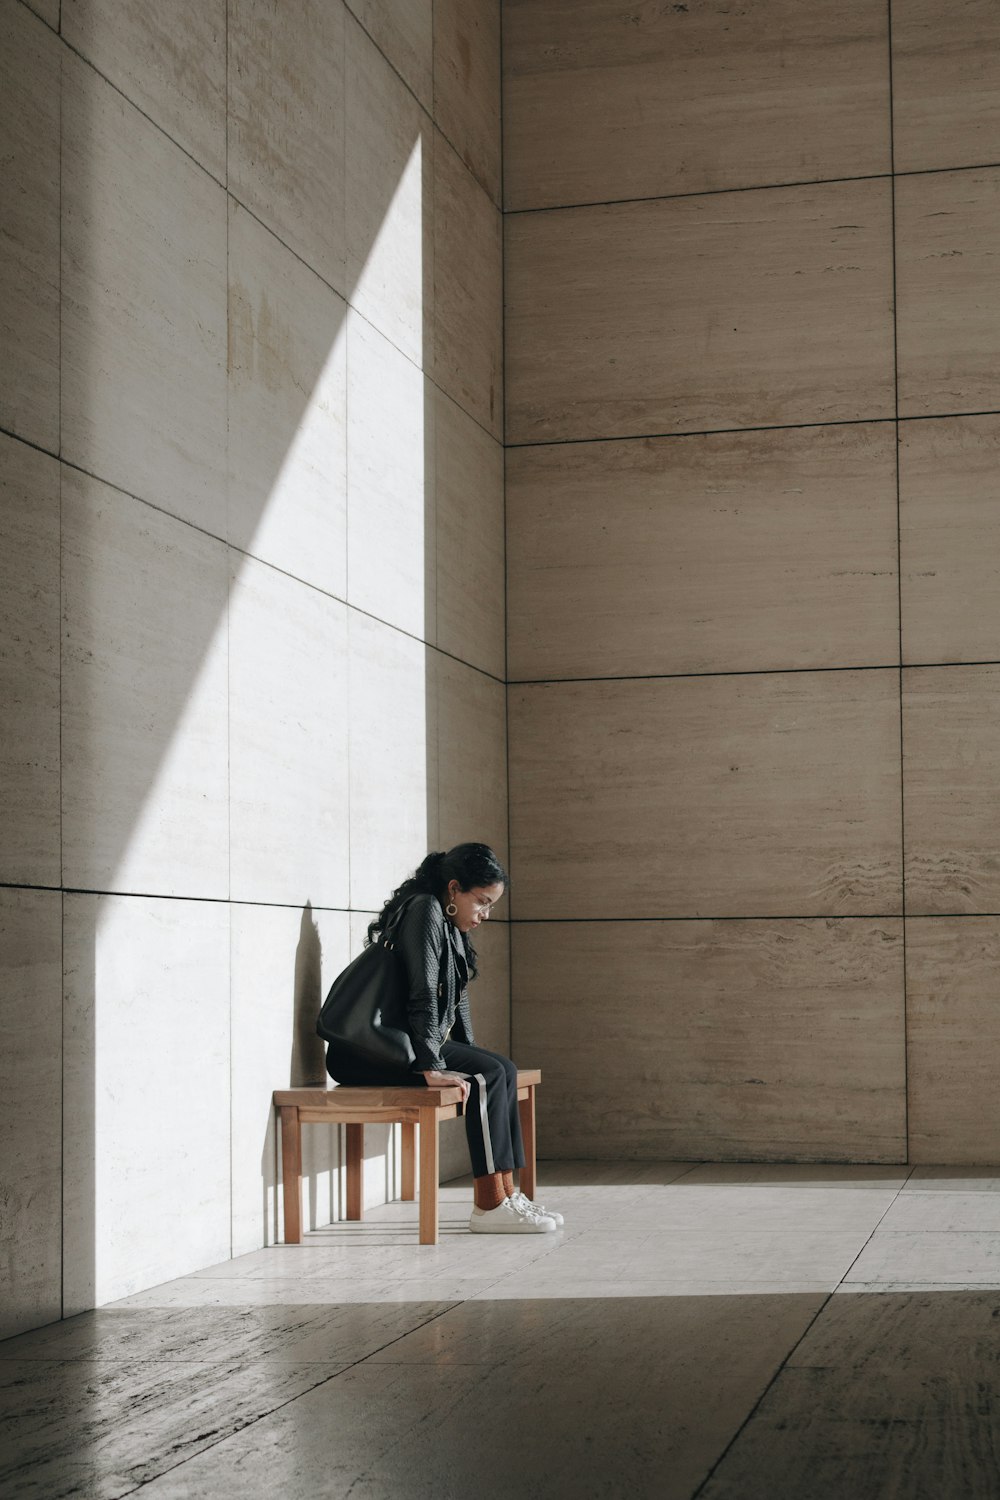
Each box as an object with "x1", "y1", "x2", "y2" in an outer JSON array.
[
  {"x1": 501, "y1": 1170, "x2": 515, "y2": 1198},
  {"x1": 474, "y1": 1173, "x2": 506, "y2": 1211}
]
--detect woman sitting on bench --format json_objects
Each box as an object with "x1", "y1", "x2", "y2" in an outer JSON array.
[{"x1": 326, "y1": 842, "x2": 563, "y2": 1235}]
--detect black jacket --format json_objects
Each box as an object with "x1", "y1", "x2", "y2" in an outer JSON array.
[{"x1": 391, "y1": 894, "x2": 475, "y2": 1072}]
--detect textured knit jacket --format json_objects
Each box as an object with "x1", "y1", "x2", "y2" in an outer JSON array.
[{"x1": 391, "y1": 893, "x2": 475, "y2": 1073}]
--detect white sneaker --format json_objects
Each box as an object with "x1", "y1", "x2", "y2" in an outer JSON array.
[
  {"x1": 510, "y1": 1189, "x2": 564, "y2": 1228},
  {"x1": 469, "y1": 1198, "x2": 557, "y2": 1234}
]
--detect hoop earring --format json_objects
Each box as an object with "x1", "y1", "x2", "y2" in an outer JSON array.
[{"x1": 445, "y1": 901, "x2": 458, "y2": 917}]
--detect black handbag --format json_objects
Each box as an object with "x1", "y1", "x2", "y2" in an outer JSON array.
[{"x1": 316, "y1": 929, "x2": 416, "y2": 1071}]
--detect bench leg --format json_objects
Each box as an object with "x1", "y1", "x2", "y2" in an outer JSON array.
[
  {"x1": 345, "y1": 1123, "x2": 364, "y2": 1221},
  {"x1": 279, "y1": 1106, "x2": 302, "y2": 1245},
  {"x1": 418, "y1": 1110, "x2": 440, "y2": 1246},
  {"x1": 518, "y1": 1085, "x2": 537, "y2": 1202},
  {"x1": 400, "y1": 1122, "x2": 416, "y2": 1201}
]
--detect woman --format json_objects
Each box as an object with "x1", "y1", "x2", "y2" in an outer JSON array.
[{"x1": 327, "y1": 843, "x2": 563, "y2": 1234}]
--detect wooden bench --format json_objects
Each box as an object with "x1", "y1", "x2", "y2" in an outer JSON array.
[{"x1": 273, "y1": 1068, "x2": 541, "y2": 1246}]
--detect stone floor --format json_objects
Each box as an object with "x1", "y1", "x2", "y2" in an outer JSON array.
[{"x1": 4, "y1": 1161, "x2": 1000, "y2": 1498}]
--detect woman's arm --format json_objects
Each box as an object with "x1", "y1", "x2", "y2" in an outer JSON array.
[{"x1": 391, "y1": 894, "x2": 451, "y2": 1074}]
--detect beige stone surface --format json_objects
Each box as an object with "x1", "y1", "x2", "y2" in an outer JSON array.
[
  {"x1": 465, "y1": 919, "x2": 510, "y2": 1058},
  {"x1": 903, "y1": 665, "x2": 1000, "y2": 913},
  {"x1": 892, "y1": 0, "x2": 1000, "y2": 172},
  {"x1": 700, "y1": 1291, "x2": 1000, "y2": 1495},
  {"x1": 22, "y1": 0, "x2": 57, "y2": 25},
  {"x1": 347, "y1": 611, "x2": 434, "y2": 911},
  {"x1": 345, "y1": 15, "x2": 431, "y2": 365},
  {"x1": 433, "y1": 385, "x2": 505, "y2": 680},
  {"x1": 0, "y1": 889, "x2": 62, "y2": 1339},
  {"x1": 512, "y1": 918, "x2": 905, "y2": 1161},
  {"x1": 62, "y1": 0, "x2": 226, "y2": 179},
  {"x1": 845, "y1": 1230, "x2": 1000, "y2": 1285},
  {"x1": 228, "y1": 0, "x2": 345, "y2": 293},
  {"x1": 124, "y1": 1295, "x2": 829, "y2": 1499},
  {"x1": 230, "y1": 903, "x2": 351, "y2": 1255},
  {"x1": 61, "y1": 54, "x2": 227, "y2": 533},
  {"x1": 900, "y1": 415, "x2": 1000, "y2": 665},
  {"x1": 508, "y1": 671, "x2": 902, "y2": 920},
  {"x1": 344, "y1": 0, "x2": 432, "y2": 109},
  {"x1": 228, "y1": 556, "x2": 350, "y2": 909},
  {"x1": 434, "y1": 0, "x2": 501, "y2": 206},
  {"x1": 61, "y1": 470, "x2": 230, "y2": 898},
  {"x1": 62, "y1": 893, "x2": 231, "y2": 1312},
  {"x1": 506, "y1": 178, "x2": 894, "y2": 444},
  {"x1": 0, "y1": 0, "x2": 59, "y2": 451},
  {"x1": 507, "y1": 422, "x2": 899, "y2": 681},
  {"x1": 502, "y1": 0, "x2": 890, "y2": 211},
  {"x1": 896, "y1": 168, "x2": 1000, "y2": 418},
  {"x1": 906, "y1": 917, "x2": 1000, "y2": 1162},
  {"x1": 432, "y1": 130, "x2": 503, "y2": 439},
  {"x1": 227, "y1": 202, "x2": 348, "y2": 597},
  {"x1": 0, "y1": 437, "x2": 60, "y2": 887},
  {"x1": 433, "y1": 651, "x2": 508, "y2": 870},
  {"x1": 346, "y1": 312, "x2": 431, "y2": 638}
]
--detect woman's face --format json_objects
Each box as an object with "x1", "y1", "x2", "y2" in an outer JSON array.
[{"x1": 445, "y1": 880, "x2": 505, "y2": 933}]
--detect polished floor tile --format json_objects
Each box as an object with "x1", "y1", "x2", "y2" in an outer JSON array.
[
  {"x1": 5, "y1": 1162, "x2": 1000, "y2": 1498},
  {"x1": 700, "y1": 1290, "x2": 1000, "y2": 1499}
]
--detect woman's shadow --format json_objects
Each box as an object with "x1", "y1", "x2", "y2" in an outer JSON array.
[{"x1": 289, "y1": 901, "x2": 328, "y2": 1088}]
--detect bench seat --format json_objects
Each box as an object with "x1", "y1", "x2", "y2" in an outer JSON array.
[{"x1": 273, "y1": 1069, "x2": 541, "y2": 1246}]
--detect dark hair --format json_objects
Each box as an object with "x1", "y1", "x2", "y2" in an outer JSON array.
[{"x1": 366, "y1": 843, "x2": 508, "y2": 978}]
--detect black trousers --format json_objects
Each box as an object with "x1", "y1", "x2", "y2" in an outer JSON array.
[{"x1": 327, "y1": 1042, "x2": 524, "y2": 1178}]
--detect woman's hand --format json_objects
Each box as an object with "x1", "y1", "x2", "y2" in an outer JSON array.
[{"x1": 422, "y1": 1070, "x2": 471, "y2": 1103}]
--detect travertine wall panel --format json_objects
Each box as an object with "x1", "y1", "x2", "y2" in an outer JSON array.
[
  {"x1": 509, "y1": 672, "x2": 902, "y2": 921},
  {"x1": 0, "y1": 890, "x2": 62, "y2": 1339},
  {"x1": 900, "y1": 416, "x2": 1000, "y2": 666},
  {"x1": 61, "y1": 55, "x2": 227, "y2": 534},
  {"x1": 346, "y1": 16, "x2": 431, "y2": 364},
  {"x1": 896, "y1": 168, "x2": 1000, "y2": 418},
  {"x1": 346, "y1": 313, "x2": 430, "y2": 638},
  {"x1": 228, "y1": 558, "x2": 350, "y2": 908},
  {"x1": 227, "y1": 203, "x2": 348, "y2": 595},
  {"x1": 348, "y1": 613, "x2": 433, "y2": 912},
  {"x1": 0, "y1": 0, "x2": 59, "y2": 451},
  {"x1": 345, "y1": 0, "x2": 432, "y2": 109},
  {"x1": 230, "y1": 904, "x2": 351, "y2": 1255},
  {"x1": 903, "y1": 666, "x2": 1000, "y2": 914},
  {"x1": 507, "y1": 423, "x2": 899, "y2": 681},
  {"x1": 434, "y1": 0, "x2": 501, "y2": 206},
  {"x1": 465, "y1": 919, "x2": 511, "y2": 1057},
  {"x1": 63, "y1": 894, "x2": 231, "y2": 1312},
  {"x1": 505, "y1": 179, "x2": 894, "y2": 444},
  {"x1": 512, "y1": 919, "x2": 906, "y2": 1161},
  {"x1": 435, "y1": 652, "x2": 508, "y2": 867},
  {"x1": 891, "y1": 0, "x2": 1000, "y2": 173},
  {"x1": 503, "y1": 0, "x2": 890, "y2": 211},
  {"x1": 433, "y1": 385, "x2": 505, "y2": 679},
  {"x1": 62, "y1": 0, "x2": 226, "y2": 179},
  {"x1": 432, "y1": 130, "x2": 503, "y2": 438},
  {"x1": 228, "y1": 0, "x2": 346, "y2": 293},
  {"x1": 61, "y1": 469, "x2": 230, "y2": 899},
  {"x1": 906, "y1": 918, "x2": 1000, "y2": 1162},
  {"x1": 0, "y1": 436, "x2": 61, "y2": 886}
]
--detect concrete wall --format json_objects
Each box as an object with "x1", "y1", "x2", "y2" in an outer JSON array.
[
  {"x1": 0, "y1": 0, "x2": 505, "y2": 1337},
  {"x1": 504, "y1": 0, "x2": 1000, "y2": 1163}
]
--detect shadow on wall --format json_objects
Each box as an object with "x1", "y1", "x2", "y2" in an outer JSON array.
[
  {"x1": 290, "y1": 903, "x2": 326, "y2": 1090},
  {"x1": 50, "y1": 4, "x2": 439, "y2": 1320}
]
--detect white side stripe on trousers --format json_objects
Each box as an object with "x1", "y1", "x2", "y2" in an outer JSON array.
[{"x1": 462, "y1": 1073, "x2": 495, "y2": 1175}]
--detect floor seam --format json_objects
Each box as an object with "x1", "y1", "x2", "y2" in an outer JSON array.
[{"x1": 687, "y1": 1166, "x2": 916, "y2": 1498}]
